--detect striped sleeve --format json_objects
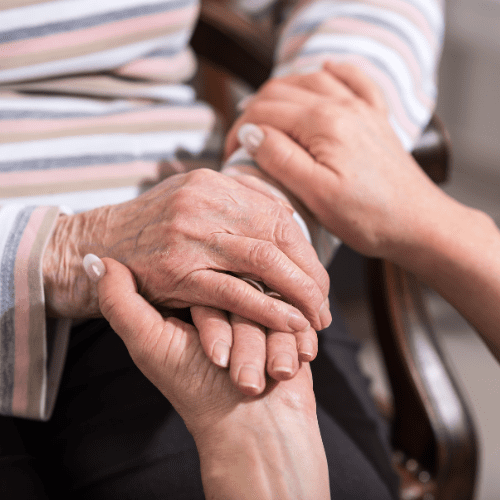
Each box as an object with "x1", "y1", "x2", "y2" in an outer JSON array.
[
  {"x1": 272, "y1": 0, "x2": 445, "y2": 151},
  {"x1": 0, "y1": 0, "x2": 200, "y2": 84},
  {"x1": 0, "y1": 90, "x2": 223, "y2": 423},
  {"x1": 0, "y1": 204, "x2": 71, "y2": 420}
]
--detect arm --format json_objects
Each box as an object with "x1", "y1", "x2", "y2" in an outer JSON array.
[
  {"x1": 234, "y1": 61, "x2": 500, "y2": 363},
  {"x1": 91, "y1": 255, "x2": 330, "y2": 500}
]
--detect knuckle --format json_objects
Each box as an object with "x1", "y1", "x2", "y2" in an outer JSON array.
[
  {"x1": 214, "y1": 275, "x2": 245, "y2": 305},
  {"x1": 185, "y1": 167, "x2": 215, "y2": 184},
  {"x1": 310, "y1": 70, "x2": 333, "y2": 88},
  {"x1": 260, "y1": 78, "x2": 281, "y2": 95},
  {"x1": 298, "y1": 278, "x2": 321, "y2": 306},
  {"x1": 248, "y1": 240, "x2": 281, "y2": 271},
  {"x1": 308, "y1": 102, "x2": 335, "y2": 125},
  {"x1": 268, "y1": 332, "x2": 296, "y2": 351},
  {"x1": 272, "y1": 215, "x2": 297, "y2": 248},
  {"x1": 250, "y1": 99, "x2": 272, "y2": 119}
]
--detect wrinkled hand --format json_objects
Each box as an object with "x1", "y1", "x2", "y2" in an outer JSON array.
[
  {"x1": 226, "y1": 62, "x2": 447, "y2": 260},
  {"x1": 44, "y1": 168, "x2": 329, "y2": 335}
]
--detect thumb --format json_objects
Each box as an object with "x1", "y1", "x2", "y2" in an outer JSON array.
[
  {"x1": 83, "y1": 254, "x2": 164, "y2": 346},
  {"x1": 237, "y1": 123, "x2": 331, "y2": 218}
]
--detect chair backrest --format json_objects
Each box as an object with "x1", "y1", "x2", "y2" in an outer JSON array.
[{"x1": 191, "y1": 3, "x2": 479, "y2": 499}]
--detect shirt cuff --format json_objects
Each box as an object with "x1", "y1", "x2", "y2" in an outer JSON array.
[{"x1": 0, "y1": 205, "x2": 72, "y2": 420}]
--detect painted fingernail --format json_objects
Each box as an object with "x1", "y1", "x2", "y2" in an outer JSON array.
[
  {"x1": 319, "y1": 300, "x2": 332, "y2": 329},
  {"x1": 287, "y1": 312, "x2": 310, "y2": 332},
  {"x1": 83, "y1": 254, "x2": 106, "y2": 282},
  {"x1": 238, "y1": 365, "x2": 261, "y2": 391},
  {"x1": 272, "y1": 353, "x2": 294, "y2": 375},
  {"x1": 237, "y1": 123, "x2": 264, "y2": 154},
  {"x1": 298, "y1": 339, "x2": 315, "y2": 359},
  {"x1": 212, "y1": 341, "x2": 230, "y2": 368}
]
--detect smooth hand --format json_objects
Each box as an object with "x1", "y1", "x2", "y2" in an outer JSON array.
[
  {"x1": 225, "y1": 62, "x2": 455, "y2": 261},
  {"x1": 95, "y1": 257, "x2": 330, "y2": 500}
]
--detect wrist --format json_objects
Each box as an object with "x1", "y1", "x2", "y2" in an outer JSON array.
[
  {"x1": 42, "y1": 208, "x2": 110, "y2": 318},
  {"x1": 193, "y1": 399, "x2": 329, "y2": 500},
  {"x1": 387, "y1": 192, "x2": 492, "y2": 281}
]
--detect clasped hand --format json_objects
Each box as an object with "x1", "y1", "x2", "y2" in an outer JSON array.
[{"x1": 45, "y1": 168, "x2": 331, "y2": 393}]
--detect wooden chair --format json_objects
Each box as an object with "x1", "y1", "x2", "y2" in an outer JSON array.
[{"x1": 191, "y1": 2, "x2": 479, "y2": 499}]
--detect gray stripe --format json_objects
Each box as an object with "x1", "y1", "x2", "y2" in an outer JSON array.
[
  {"x1": 0, "y1": 207, "x2": 34, "y2": 415},
  {"x1": 299, "y1": 47, "x2": 423, "y2": 127},
  {"x1": 0, "y1": 0, "x2": 196, "y2": 44},
  {"x1": 0, "y1": 101, "x2": 200, "y2": 120},
  {"x1": 0, "y1": 150, "x2": 220, "y2": 173},
  {"x1": 146, "y1": 46, "x2": 183, "y2": 58},
  {"x1": 295, "y1": 13, "x2": 428, "y2": 73}
]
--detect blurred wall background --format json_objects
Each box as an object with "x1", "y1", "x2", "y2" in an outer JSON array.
[
  {"x1": 428, "y1": 2, "x2": 500, "y2": 497},
  {"x1": 437, "y1": 0, "x2": 500, "y2": 224}
]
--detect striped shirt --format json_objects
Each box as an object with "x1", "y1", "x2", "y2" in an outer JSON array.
[{"x1": 0, "y1": 0, "x2": 444, "y2": 420}]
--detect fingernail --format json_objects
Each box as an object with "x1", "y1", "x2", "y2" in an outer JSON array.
[
  {"x1": 212, "y1": 341, "x2": 230, "y2": 368},
  {"x1": 237, "y1": 123, "x2": 264, "y2": 154},
  {"x1": 319, "y1": 300, "x2": 332, "y2": 329},
  {"x1": 83, "y1": 254, "x2": 106, "y2": 282},
  {"x1": 238, "y1": 365, "x2": 261, "y2": 391},
  {"x1": 272, "y1": 353, "x2": 294, "y2": 375},
  {"x1": 298, "y1": 339, "x2": 315, "y2": 359},
  {"x1": 287, "y1": 312, "x2": 310, "y2": 332}
]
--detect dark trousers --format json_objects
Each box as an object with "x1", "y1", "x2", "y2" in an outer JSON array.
[{"x1": 0, "y1": 275, "x2": 399, "y2": 499}]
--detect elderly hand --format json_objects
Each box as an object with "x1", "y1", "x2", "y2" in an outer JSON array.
[
  {"x1": 225, "y1": 62, "x2": 450, "y2": 262},
  {"x1": 92, "y1": 256, "x2": 330, "y2": 500},
  {"x1": 43, "y1": 168, "x2": 330, "y2": 335}
]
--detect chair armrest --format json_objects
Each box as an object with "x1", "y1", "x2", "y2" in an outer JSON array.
[{"x1": 367, "y1": 260, "x2": 478, "y2": 500}]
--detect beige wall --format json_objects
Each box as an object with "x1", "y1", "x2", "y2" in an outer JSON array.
[{"x1": 437, "y1": 0, "x2": 500, "y2": 179}]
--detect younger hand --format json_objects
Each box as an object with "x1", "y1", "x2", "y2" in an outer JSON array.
[
  {"x1": 227, "y1": 62, "x2": 450, "y2": 261},
  {"x1": 91, "y1": 255, "x2": 329, "y2": 499},
  {"x1": 91, "y1": 256, "x2": 316, "y2": 439}
]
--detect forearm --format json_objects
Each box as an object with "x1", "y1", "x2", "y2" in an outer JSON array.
[
  {"x1": 195, "y1": 404, "x2": 330, "y2": 500},
  {"x1": 390, "y1": 196, "x2": 500, "y2": 361}
]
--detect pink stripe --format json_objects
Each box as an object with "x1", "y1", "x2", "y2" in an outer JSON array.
[
  {"x1": 11, "y1": 207, "x2": 51, "y2": 416},
  {"x1": 2, "y1": 106, "x2": 214, "y2": 135},
  {"x1": 366, "y1": 0, "x2": 440, "y2": 51},
  {"x1": 0, "y1": 161, "x2": 161, "y2": 187},
  {"x1": 323, "y1": 17, "x2": 434, "y2": 108},
  {"x1": 278, "y1": 34, "x2": 309, "y2": 63},
  {"x1": 1, "y1": 5, "x2": 196, "y2": 58},
  {"x1": 115, "y1": 50, "x2": 194, "y2": 79},
  {"x1": 281, "y1": 0, "x2": 440, "y2": 61}
]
